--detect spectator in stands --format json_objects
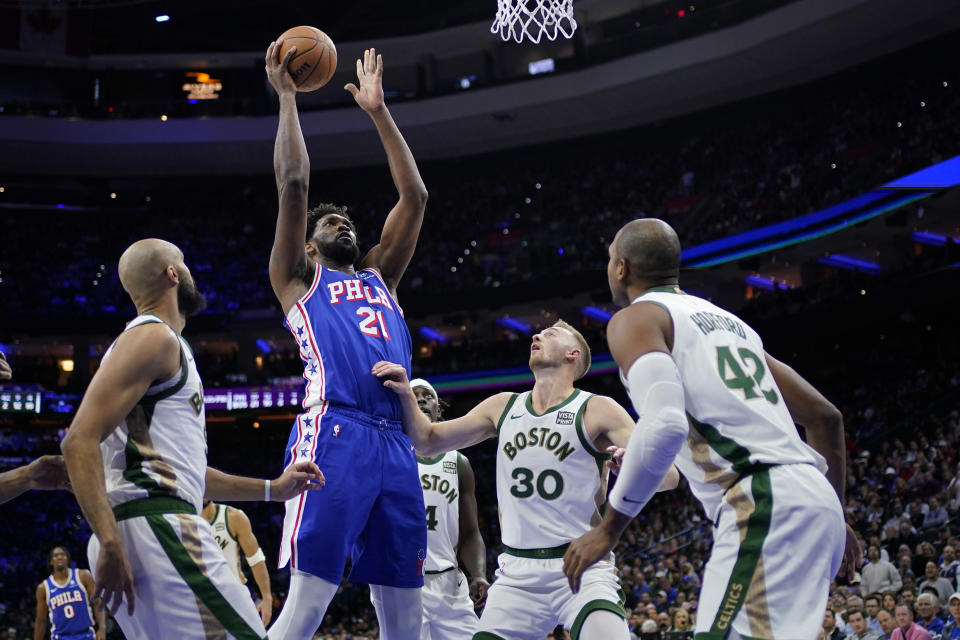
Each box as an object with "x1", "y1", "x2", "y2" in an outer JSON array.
[
  {"x1": 914, "y1": 593, "x2": 945, "y2": 634},
  {"x1": 845, "y1": 608, "x2": 881, "y2": 640},
  {"x1": 863, "y1": 546, "x2": 905, "y2": 601},
  {"x1": 877, "y1": 609, "x2": 896, "y2": 640},
  {"x1": 920, "y1": 561, "x2": 955, "y2": 605},
  {"x1": 924, "y1": 498, "x2": 949, "y2": 531},
  {"x1": 656, "y1": 612, "x2": 670, "y2": 633},
  {"x1": 883, "y1": 593, "x2": 899, "y2": 612},
  {"x1": 891, "y1": 604, "x2": 932, "y2": 640},
  {"x1": 897, "y1": 555, "x2": 917, "y2": 582},
  {"x1": 670, "y1": 608, "x2": 691, "y2": 632},
  {"x1": 864, "y1": 595, "x2": 883, "y2": 634},
  {"x1": 942, "y1": 593, "x2": 960, "y2": 640},
  {"x1": 942, "y1": 546, "x2": 959, "y2": 588},
  {"x1": 639, "y1": 619, "x2": 658, "y2": 634},
  {"x1": 823, "y1": 609, "x2": 846, "y2": 640}
]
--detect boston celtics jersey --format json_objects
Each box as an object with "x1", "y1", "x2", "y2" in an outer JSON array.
[
  {"x1": 100, "y1": 314, "x2": 208, "y2": 512},
  {"x1": 496, "y1": 389, "x2": 608, "y2": 549},
  {"x1": 418, "y1": 450, "x2": 460, "y2": 573},
  {"x1": 634, "y1": 289, "x2": 827, "y2": 519},
  {"x1": 209, "y1": 504, "x2": 243, "y2": 581}
]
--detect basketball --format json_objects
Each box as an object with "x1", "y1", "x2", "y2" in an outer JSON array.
[{"x1": 276, "y1": 26, "x2": 337, "y2": 92}]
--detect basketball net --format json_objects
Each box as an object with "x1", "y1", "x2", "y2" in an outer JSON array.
[{"x1": 491, "y1": 0, "x2": 577, "y2": 44}]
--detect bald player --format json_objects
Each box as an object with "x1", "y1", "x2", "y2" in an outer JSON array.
[
  {"x1": 61, "y1": 238, "x2": 324, "y2": 640},
  {"x1": 563, "y1": 219, "x2": 860, "y2": 640}
]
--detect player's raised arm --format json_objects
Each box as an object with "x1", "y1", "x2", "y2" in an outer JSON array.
[
  {"x1": 0, "y1": 455, "x2": 69, "y2": 505},
  {"x1": 266, "y1": 40, "x2": 312, "y2": 308},
  {"x1": 457, "y1": 454, "x2": 489, "y2": 609},
  {"x1": 60, "y1": 324, "x2": 181, "y2": 615},
  {"x1": 33, "y1": 583, "x2": 46, "y2": 640},
  {"x1": 347, "y1": 49, "x2": 428, "y2": 294},
  {"x1": 372, "y1": 361, "x2": 503, "y2": 456}
]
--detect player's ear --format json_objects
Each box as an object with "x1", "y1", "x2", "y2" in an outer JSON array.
[{"x1": 165, "y1": 265, "x2": 180, "y2": 284}]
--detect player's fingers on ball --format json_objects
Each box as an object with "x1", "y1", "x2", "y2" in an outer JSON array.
[{"x1": 281, "y1": 45, "x2": 297, "y2": 65}]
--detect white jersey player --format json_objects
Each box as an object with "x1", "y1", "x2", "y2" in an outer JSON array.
[
  {"x1": 409, "y1": 378, "x2": 488, "y2": 640},
  {"x1": 201, "y1": 501, "x2": 274, "y2": 627},
  {"x1": 60, "y1": 238, "x2": 324, "y2": 640},
  {"x1": 374, "y1": 320, "x2": 679, "y2": 640},
  {"x1": 563, "y1": 219, "x2": 860, "y2": 640}
]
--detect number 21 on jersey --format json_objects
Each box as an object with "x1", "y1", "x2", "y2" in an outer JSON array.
[{"x1": 357, "y1": 306, "x2": 391, "y2": 340}]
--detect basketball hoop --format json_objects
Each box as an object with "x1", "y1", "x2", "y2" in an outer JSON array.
[{"x1": 491, "y1": 0, "x2": 577, "y2": 44}]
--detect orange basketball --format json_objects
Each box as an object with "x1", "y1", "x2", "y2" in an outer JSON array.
[{"x1": 276, "y1": 26, "x2": 337, "y2": 92}]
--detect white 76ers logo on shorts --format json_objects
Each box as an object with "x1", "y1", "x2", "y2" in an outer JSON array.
[{"x1": 333, "y1": 424, "x2": 341, "y2": 437}]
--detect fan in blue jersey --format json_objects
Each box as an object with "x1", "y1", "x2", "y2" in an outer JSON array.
[
  {"x1": 34, "y1": 547, "x2": 104, "y2": 640},
  {"x1": 264, "y1": 42, "x2": 429, "y2": 639}
]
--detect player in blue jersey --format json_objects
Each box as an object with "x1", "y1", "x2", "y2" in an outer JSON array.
[
  {"x1": 34, "y1": 546, "x2": 104, "y2": 640},
  {"x1": 265, "y1": 42, "x2": 429, "y2": 639}
]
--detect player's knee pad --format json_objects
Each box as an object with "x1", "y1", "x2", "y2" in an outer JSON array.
[{"x1": 369, "y1": 584, "x2": 423, "y2": 639}]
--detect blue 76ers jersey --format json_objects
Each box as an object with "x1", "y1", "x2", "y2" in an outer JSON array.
[
  {"x1": 46, "y1": 569, "x2": 94, "y2": 638},
  {"x1": 285, "y1": 264, "x2": 412, "y2": 421}
]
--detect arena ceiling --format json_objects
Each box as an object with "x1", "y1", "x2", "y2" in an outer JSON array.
[{"x1": 12, "y1": 0, "x2": 494, "y2": 54}]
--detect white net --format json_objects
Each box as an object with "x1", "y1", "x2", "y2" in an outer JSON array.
[{"x1": 490, "y1": 0, "x2": 577, "y2": 44}]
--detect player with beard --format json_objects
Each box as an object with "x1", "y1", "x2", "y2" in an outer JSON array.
[
  {"x1": 264, "y1": 43, "x2": 430, "y2": 639},
  {"x1": 373, "y1": 320, "x2": 680, "y2": 640},
  {"x1": 61, "y1": 238, "x2": 324, "y2": 639},
  {"x1": 409, "y1": 378, "x2": 488, "y2": 640}
]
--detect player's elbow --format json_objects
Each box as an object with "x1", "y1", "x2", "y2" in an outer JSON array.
[
  {"x1": 277, "y1": 175, "x2": 308, "y2": 197},
  {"x1": 400, "y1": 187, "x2": 428, "y2": 210},
  {"x1": 806, "y1": 402, "x2": 843, "y2": 435}
]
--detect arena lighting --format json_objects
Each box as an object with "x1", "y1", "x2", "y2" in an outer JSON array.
[
  {"x1": 817, "y1": 254, "x2": 881, "y2": 275},
  {"x1": 528, "y1": 58, "x2": 555, "y2": 75},
  {"x1": 581, "y1": 306, "x2": 613, "y2": 322},
  {"x1": 744, "y1": 275, "x2": 775, "y2": 292},
  {"x1": 882, "y1": 155, "x2": 960, "y2": 190},
  {"x1": 155, "y1": 14, "x2": 169, "y2": 22},
  {"x1": 418, "y1": 327, "x2": 448, "y2": 343},
  {"x1": 254, "y1": 339, "x2": 272, "y2": 354},
  {"x1": 685, "y1": 192, "x2": 932, "y2": 268},
  {"x1": 497, "y1": 317, "x2": 532, "y2": 333},
  {"x1": 912, "y1": 231, "x2": 948, "y2": 247},
  {"x1": 59, "y1": 359, "x2": 75, "y2": 372}
]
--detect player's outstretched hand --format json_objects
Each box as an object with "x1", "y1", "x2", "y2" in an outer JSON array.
[
  {"x1": 605, "y1": 445, "x2": 625, "y2": 474},
  {"x1": 94, "y1": 540, "x2": 135, "y2": 616},
  {"x1": 838, "y1": 522, "x2": 862, "y2": 580},
  {"x1": 562, "y1": 526, "x2": 618, "y2": 593},
  {"x1": 344, "y1": 48, "x2": 385, "y2": 114},
  {"x1": 0, "y1": 351, "x2": 11, "y2": 380},
  {"x1": 372, "y1": 361, "x2": 414, "y2": 397},
  {"x1": 26, "y1": 455, "x2": 71, "y2": 492},
  {"x1": 469, "y1": 576, "x2": 489, "y2": 613},
  {"x1": 271, "y1": 461, "x2": 325, "y2": 501},
  {"x1": 265, "y1": 40, "x2": 298, "y2": 97}
]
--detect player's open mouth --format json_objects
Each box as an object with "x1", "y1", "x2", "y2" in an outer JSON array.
[{"x1": 531, "y1": 345, "x2": 540, "y2": 351}]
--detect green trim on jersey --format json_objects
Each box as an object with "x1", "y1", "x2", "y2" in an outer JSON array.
[
  {"x1": 503, "y1": 543, "x2": 569, "y2": 559},
  {"x1": 573, "y1": 395, "x2": 610, "y2": 475},
  {"x1": 113, "y1": 496, "x2": 196, "y2": 521},
  {"x1": 222, "y1": 505, "x2": 239, "y2": 543},
  {"x1": 524, "y1": 388, "x2": 581, "y2": 417},
  {"x1": 145, "y1": 514, "x2": 265, "y2": 640},
  {"x1": 496, "y1": 393, "x2": 520, "y2": 435},
  {"x1": 687, "y1": 413, "x2": 754, "y2": 473},
  {"x1": 123, "y1": 437, "x2": 174, "y2": 499},
  {"x1": 644, "y1": 285, "x2": 683, "y2": 294},
  {"x1": 696, "y1": 469, "x2": 773, "y2": 640},
  {"x1": 142, "y1": 346, "x2": 190, "y2": 402},
  {"x1": 473, "y1": 633, "x2": 508, "y2": 640},
  {"x1": 569, "y1": 599, "x2": 627, "y2": 640},
  {"x1": 417, "y1": 453, "x2": 446, "y2": 465}
]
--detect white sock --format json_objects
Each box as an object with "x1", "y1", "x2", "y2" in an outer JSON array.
[
  {"x1": 267, "y1": 569, "x2": 338, "y2": 640},
  {"x1": 369, "y1": 584, "x2": 423, "y2": 640},
  {"x1": 576, "y1": 609, "x2": 629, "y2": 640}
]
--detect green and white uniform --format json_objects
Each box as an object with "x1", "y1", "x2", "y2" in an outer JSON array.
[
  {"x1": 635, "y1": 289, "x2": 845, "y2": 640},
  {"x1": 418, "y1": 451, "x2": 478, "y2": 640},
  {"x1": 87, "y1": 315, "x2": 265, "y2": 640},
  {"x1": 475, "y1": 390, "x2": 626, "y2": 640},
  {"x1": 209, "y1": 504, "x2": 244, "y2": 582}
]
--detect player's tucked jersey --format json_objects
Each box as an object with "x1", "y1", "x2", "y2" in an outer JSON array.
[
  {"x1": 418, "y1": 451, "x2": 460, "y2": 573},
  {"x1": 633, "y1": 288, "x2": 827, "y2": 519},
  {"x1": 100, "y1": 314, "x2": 208, "y2": 512},
  {"x1": 285, "y1": 264, "x2": 412, "y2": 421},
  {"x1": 496, "y1": 390, "x2": 609, "y2": 549},
  {"x1": 209, "y1": 504, "x2": 243, "y2": 581},
  {"x1": 45, "y1": 569, "x2": 94, "y2": 638}
]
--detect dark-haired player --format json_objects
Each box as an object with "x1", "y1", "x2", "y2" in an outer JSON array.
[
  {"x1": 265, "y1": 42, "x2": 429, "y2": 638},
  {"x1": 34, "y1": 546, "x2": 105, "y2": 640}
]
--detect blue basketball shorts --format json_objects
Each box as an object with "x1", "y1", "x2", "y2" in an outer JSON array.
[{"x1": 279, "y1": 404, "x2": 427, "y2": 588}]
